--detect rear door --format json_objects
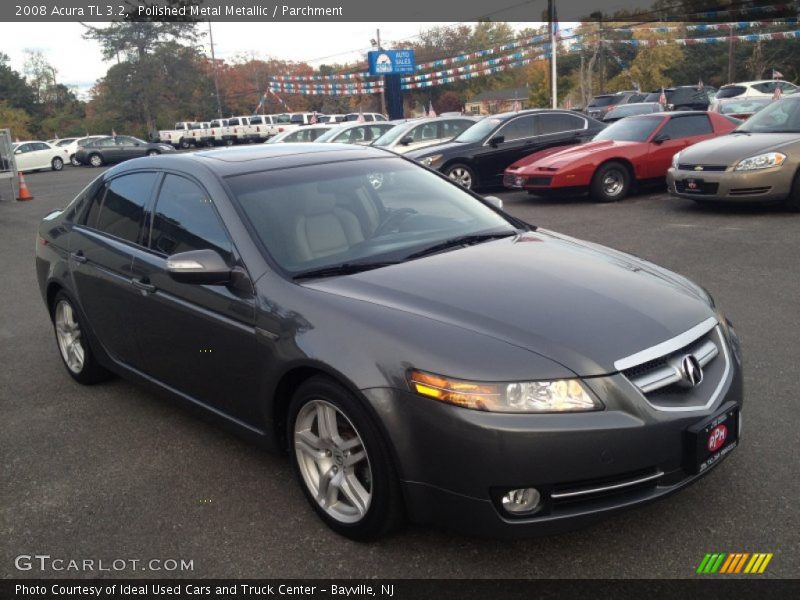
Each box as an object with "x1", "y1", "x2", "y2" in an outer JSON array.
[
  {"x1": 645, "y1": 114, "x2": 714, "y2": 178},
  {"x1": 116, "y1": 136, "x2": 145, "y2": 160},
  {"x1": 70, "y1": 172, "x2": 159, "y2": 365},
  {"x1": 128, "y1": 172, "x2": 260, "y2": 421}
]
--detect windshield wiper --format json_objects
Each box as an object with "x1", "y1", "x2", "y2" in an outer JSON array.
[
  {"x1": 293, "y1": 261, "x2": 399, "y2": 280},
  {"x1": 403, "y1": 231, "x2": 517, "y2": 261}
]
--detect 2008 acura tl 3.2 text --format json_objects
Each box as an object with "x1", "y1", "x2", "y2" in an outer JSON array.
[{"x1": 36, "y1": 143, "x2": 742, "y2": 539}]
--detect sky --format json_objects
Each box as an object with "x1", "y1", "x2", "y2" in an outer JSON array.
[{"x1": 3, "y1": 21, "x2": 531, "y2": 99}]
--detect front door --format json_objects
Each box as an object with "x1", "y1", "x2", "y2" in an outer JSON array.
[
  {"x1": 645, "y1": 114, "x2": 715, "y2": 178},
  {"x1": 128, "y1": 173, "x2": 261, "y2": 422}
]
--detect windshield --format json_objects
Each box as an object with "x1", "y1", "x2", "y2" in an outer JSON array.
[
  {"x1": 228, "y1": 157, "x2": 517, "y2": 276},
  {"x1": 718, "y1": 98, "x2": 771, "y2": 115},
  {"x1": 372, "y1": 122, "x2": 415, "y2": 146},
  {"x1": 453, "y1": 117, "x2": 501, "y2": 143},
  {"x1": 594, "y1": 116, "x2": 664, "y2": 142},
  {"x1": 737, "y1": 98, "x2": 800, "y2": 133}
]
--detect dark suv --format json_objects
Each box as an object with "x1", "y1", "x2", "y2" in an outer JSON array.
[{"x1": 585, "y1": 91, "x2": 645, "y2": 120}]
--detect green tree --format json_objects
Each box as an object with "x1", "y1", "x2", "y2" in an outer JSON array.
[
  {"x1": 0, "y1": 101, "x2": 33, "y2": 139},
  {"x1": 0, "y1": 53, "x2": 36, "y2": 112}
]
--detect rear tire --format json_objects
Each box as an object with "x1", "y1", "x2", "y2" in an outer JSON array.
[
  {"x1": 590, "y1": 161, "x2": 631, "y2": 202},
  {"x1": 287, "y1": 376, "x2": 403, "y2": 540},
  {"x1": 785, "y1": 171, "x2": 800, "y2": 212},
  {"x1": 179, "y1": 138, "x2": 191, "y2": 149},
  {"x1": 70, "y1": 154, "x2": 80, "y2": 167},
  {"x1": 51, "y1": 157, "x2": 64, "y2": 171},
  {"x1": 51, "y1": 291, "x2": 112, "y2": 385},
  {"x1": 88, "y1": 153, "x2": 103, "y2": 168}
]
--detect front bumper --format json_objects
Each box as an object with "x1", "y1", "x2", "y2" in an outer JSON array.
[
  {"x1": 667, "y1": 166, "x2": 794, "y2": 203},
  {"x1": 361, "y1": 350, "x2": 743, "y2": 538}
]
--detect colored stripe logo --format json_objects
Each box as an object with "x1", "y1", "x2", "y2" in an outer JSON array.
[{"x1": 697, "y1": 553, "x2": 773, "y2": 574}]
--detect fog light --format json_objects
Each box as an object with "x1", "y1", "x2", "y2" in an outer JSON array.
[{"x1": 501, "y1": 487, "x2": 541, "y2": 514}]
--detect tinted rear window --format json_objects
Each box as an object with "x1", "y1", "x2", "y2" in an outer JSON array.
[
  {"x1": 715, "y1": 86, "x2": 746, "y2": 99},
  {"x1": 588, "y1": 96, "x2": 621, "y2": 107},
  {"x1": 85, "y1": 173, "x2": 158, "y2": 243}
]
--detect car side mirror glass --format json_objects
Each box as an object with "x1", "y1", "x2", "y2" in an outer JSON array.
[
  {"x1": 166, "y1": 249, "x2": 231, "y2": 285},
  {"x1": 489, "y1": 135, "x2": 505, "y2": 146},
  {"x1": 484, "y1": 195, "x2": 504, "y2": 210},
  {"x1": 400, "y1": 136, "x2": 414, "y2": 145},
  {"x1": 653, "y1": 133, "x2": 671, "y2": 143},
  {"x1": 15, "y1": 149, "x2": 22, "y2": 154}
]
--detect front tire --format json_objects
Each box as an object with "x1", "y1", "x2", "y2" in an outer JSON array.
[
  {"x1": 51, "y1": 157, "x2": 64, "y2": 171},
  {"x1": 445, "y1": 163, "x2": 477, "y2": 190},
  {"x1": 52, "y1": 291, "x2": 112, "y2": 385},
  {"x1": 288, "y1": 376, "x2": 403, "y2": 540},
  {"x1": 88, "y1": 153, "x2": 104, "y2": 168},
  {"x1": 70, "y1": 154, "x2": 80, "y2": 167},
  {"x1": 590, "y1": 161, "x2": 631, "y2": 202},
  {"x1": 146, "y1": 149, "x2": 160, "y2": 157}
]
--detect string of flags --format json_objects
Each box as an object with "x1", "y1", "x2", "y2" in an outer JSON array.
[
  {"x1": 604, "y1": 18, "x2": 797, "y2": 34},
  {"x1": 602, "y1": 28, "x2": 800, "y2": 46}
]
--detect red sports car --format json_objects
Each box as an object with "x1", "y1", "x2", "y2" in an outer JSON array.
[{"x1": 503, "y1": 111, "x2": 739, "y2": 202}]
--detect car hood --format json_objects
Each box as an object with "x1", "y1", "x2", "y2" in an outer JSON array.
[
  {"x1": 508, "y1": 140, "x2": 636, "y2": 171},
  {"x1": 303, "y1": 231, "x2": 714, "y2": 376},
  {"x1": 677, "y1": 132, "x2": 800, "y2": 165}
]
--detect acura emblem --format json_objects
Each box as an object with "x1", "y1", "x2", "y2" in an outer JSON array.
[
  {"x1": 680, "y1": 354, "x2": 703, "y2": 387},
  {"x1": 694, "y1": 165, "x2": 704, "y2": 171}
]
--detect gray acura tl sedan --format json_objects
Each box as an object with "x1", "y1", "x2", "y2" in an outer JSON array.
[{"x1": 36, "y1": 144, "x2": 742, "y2": 540}]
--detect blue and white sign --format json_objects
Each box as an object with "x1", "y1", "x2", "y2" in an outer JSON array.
[{"x1": 368, "y1": 49, "x2": 416, "y2": 76}]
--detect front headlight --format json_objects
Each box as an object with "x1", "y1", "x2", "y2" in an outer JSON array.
[
  {"x1": 408, "y1": 370, "x2": 603, "y2": 413},
  {"x1": 420, "y1": 154, "x2": 444, "y2": 168},
  {"x1": 734, "y1": 152, "x2": 786, "y2": 171},
  {"x1": 672, "y1": 151, "x2": 681, "y2": 169}
]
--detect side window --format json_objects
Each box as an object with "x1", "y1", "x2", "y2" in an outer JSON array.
[
  {"x1": 149, "y1": 174, "x2": 233, "y2": 262},
  {"x1": 496, "y1": 115, "x2": 537, "y2": 141},
  {"x1": 415, "y1": 123, "x2": 438, "y2": 140},
  {"x1": 86, "y1": 173, "x2": 157, "y2": 243},
  {"x1": 537, "y1": 113, "x2": 586, "y2": 135},
  {"x1": 250, "y1": 117, "x2": 262, "y2": 125},
  {"x1": 18, "y1": 144, "x2": 33, "y2": 153},
  {"x1": 659, "y1": 115, "x2": 713, "y2": 139},
  {"x1": 34, "y1": 142, "x2": 50, "y2": 151},
  {"x1": 442, "y1": 120, "x2": 473, "y2": 138}
]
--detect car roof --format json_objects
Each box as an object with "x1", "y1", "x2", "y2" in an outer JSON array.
[
  {"x1": 722, "y1": 80, "x2": 796, "y2": 86},
  {"x1": 128, "y1": 143, "x2": 395, "y2": 178}
]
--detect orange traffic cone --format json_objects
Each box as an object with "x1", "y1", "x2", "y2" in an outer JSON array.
[{"x1": 17, "y1": 172, "x2": 34, "y2": 201}]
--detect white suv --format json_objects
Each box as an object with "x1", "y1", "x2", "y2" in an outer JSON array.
[{"x1": 716, "y1": 80, "x2": 798, "y2": 99}]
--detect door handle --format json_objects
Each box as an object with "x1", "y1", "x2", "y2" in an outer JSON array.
[
  {"x1": 131, "y1": 278, "x2": 156, "y2": 293},
  {"x1": 70, "y1": 251, "x2": 87, "y2": 264}
]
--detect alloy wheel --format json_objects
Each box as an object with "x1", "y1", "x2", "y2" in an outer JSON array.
[
  {"x1": 602, "y1": 169, "x2": 625, "y2": 197},
  {"x1": 89, "y1": 154, "x2": 103, "y2": 167},
  {"x1": 293, "y1": 399, "x2": 372, "y2": 524},
  {"x1": 55, "y1": 300, "x2": 84, "y2": 374},
  {"x1": 70, "y1": 155, "x2": 80, "y2": 167},
  {"x1": 448, "y1": 167, "x2": 473, "y2": 189}
]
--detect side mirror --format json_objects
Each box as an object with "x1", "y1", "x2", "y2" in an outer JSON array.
[
  {"x1": 488, "y1": 135, "x2": 505, "y2": 147},
  {"x1": 400, "y1": 136, "x2": 414, "y2": 146},
  {"x1": 484, "y1": 195, "x2": 504, "y2": 210},
  {"x1": 652, "y1": 133, "x2": 671, "y2": 144},
  {"x1": 166, "y1": 249, "x2": 231, "y2": 285},
  {"x1": 15, "y1": 149, "x2": 22, "y2": 155}
]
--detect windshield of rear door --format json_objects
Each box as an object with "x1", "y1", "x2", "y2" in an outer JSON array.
[
  {"x1": 593, "y1": 115, "x2": 664, "y2": 142},
  {"x1": 226, "y1": 157, "x2": 518, "y2": 276},
  {"x1": 736, "y1": 98, "x2": 800, "y2": 133}
]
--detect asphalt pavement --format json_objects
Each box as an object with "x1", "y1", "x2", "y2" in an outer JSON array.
[{"x1": 1, "y1": 164, "x2": 798, "y2": 579}]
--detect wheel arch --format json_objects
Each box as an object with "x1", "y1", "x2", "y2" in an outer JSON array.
[
  {"x1": 440, "y1": 158, "x2": 478, "y2": 187},
  {"x1": 594, "y1": 156, "x2": 637, "y2": 184},
  {"x1": 268, "y1": 362, "x2": 403, "y2": 473}
]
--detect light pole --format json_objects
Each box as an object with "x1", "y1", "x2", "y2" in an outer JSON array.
[
  {"x1": 208, "y1": 20, "x2": 223, "y2": 119},
  {"x1": 371, "y1": 29, "x2": 388, "y2": 116}
]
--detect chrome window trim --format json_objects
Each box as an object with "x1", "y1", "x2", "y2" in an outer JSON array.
[{"x1": 614, "y1": 316, "x2": 717, "y2": 371}]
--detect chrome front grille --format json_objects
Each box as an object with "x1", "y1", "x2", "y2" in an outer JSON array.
[
  {"x1": 627, "y1": 336, "x2": 718, "y2": 393},
  {"x1": 616, "y1": 318, "x2": 732, "y2": 411}
]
